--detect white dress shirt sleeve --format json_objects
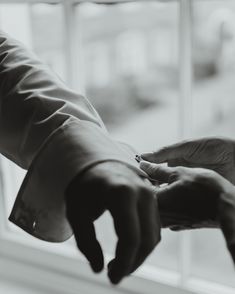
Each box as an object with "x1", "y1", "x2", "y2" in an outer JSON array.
[{"x1": 0, "y1": 31, "x2": 147, "y2": 242}]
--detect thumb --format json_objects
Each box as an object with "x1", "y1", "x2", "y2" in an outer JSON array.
[
  {"x1": 140, "y1": 161, "x2": 174, "y2": 183},
  {"x1": 141, "y1": 141, "x2": 191, "y2": 163}
]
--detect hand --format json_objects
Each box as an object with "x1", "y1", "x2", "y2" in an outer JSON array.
[
  {"x1": 65, "y1": 162, "x2": 161, "y2": 285},
  {"x1": 141, "y1": 137, "x2": 235, "y2": 184},
  {"x1": 140, "y1": 161, "x2": 223, "y2": 230},
  {"x1": 140, "y1": 161, "x2": 235, "y2": 264}
]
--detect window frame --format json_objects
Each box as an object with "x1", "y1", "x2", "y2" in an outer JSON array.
[{"x1": 0, "y1": 1, "x2": 234, "y2": 294}]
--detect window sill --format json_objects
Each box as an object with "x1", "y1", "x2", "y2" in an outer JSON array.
[
  {"x1": 0, "y1": 279, "x2": 44, "y2": 294},
  {"x1": 0, "y1": 233, "x2": 190, "y2": 294}
]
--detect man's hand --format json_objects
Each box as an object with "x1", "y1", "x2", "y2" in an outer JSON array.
[
  {"x1": 140, "y1": 160, "x2": 235, "y2": 264},
  {"x1": 141, "y1": 137, "x2": 235, "y2": 184},
  {"x1": 65, "y1": 162, "x2": 161, "y2": 284}
]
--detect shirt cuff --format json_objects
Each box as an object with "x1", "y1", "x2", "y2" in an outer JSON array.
[{"x1": 9, "y1": 118, "x2": 147, "y2": 242}]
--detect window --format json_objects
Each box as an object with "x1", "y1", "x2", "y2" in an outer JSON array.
[
  {"x1": 77, "y1": 1, "x2": 180, "y2": 275},
  {"x1": 0, "y1": 1, "x2": 235, "y2": 294},
  {"x1": 191, "y1": 0, "x2": 235, "y2": 288}
]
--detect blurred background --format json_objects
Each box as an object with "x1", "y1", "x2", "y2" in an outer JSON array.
[{"x1": 0, "y1": 0, "x2": 235, "y2": 293}]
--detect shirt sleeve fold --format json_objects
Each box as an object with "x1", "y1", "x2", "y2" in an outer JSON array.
[
  {"x1": 0, "y1": 31, "x2": 146, "y2": 242},
  {"x1": 9, "y1": 119, "x2": 145, "y2": 242}
]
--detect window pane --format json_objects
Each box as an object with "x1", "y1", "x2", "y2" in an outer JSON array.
[
  {"x1": 30, "y1": 3, "x2": 67, "y2": 82},
  {"x1": 0, "y1": 3, "x2": 67, "y2": 82},
  {"x1": 0, "y1": 4, "x2": 32, "y2": 221},
  {"x1": 192, "y1": 0, "x2": 235, "y2": 287},
  {"x1": 0, "y1": 3, "x2": 67, "y2": 227},
  {"x1": 75, "y1": 1, "x2": 180, "y2": 271}
]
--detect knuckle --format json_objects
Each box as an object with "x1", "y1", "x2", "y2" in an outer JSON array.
[
  {"x1": 139, "y1": 185, "x2": 154, "y2": 197},
  {"x1": 108, "y1": 183, "x2": 137, "y2": 207},
  {"x1": 112, "y1": 183, "x2": 135, "y2": 198}
]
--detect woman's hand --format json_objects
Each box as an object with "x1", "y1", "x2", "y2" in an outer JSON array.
[
  {"x1": 141, "y1": 137, "x2": 235, "y2": 184},
  {"x1": 140, "y1": 161, "x2": 235, "y2": 264},
  {"x1": 140, "y1": 161, "x2": 224, "y2": 230}
]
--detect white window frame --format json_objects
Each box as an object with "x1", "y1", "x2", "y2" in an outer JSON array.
[{"x1": 0, "y1": 1, "x2": 234, "y2": 294}]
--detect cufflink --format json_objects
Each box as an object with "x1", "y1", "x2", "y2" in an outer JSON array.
[{"x1": 135, "y1": 155, "x2": 142, "y2": 163}]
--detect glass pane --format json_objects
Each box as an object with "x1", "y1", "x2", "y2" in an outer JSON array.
[
  {"x1": 0, "y1": 3, "x2": 67, "y2": 229},
  {"x1": 0, "y1": 4, "x2": 34, "y2": 226},
  {"x1": 0, "y1": 4, "x2": 32, "y2": 48},
  {"x1": 192, "y1": 0, "x2": 235, "y2": 139},
  {"x1": 30, "y1": 3, "x2": 67, "y2": 82},
  {"x1": 0, "y1": 3, "x2": 67, "y2": 82},
  {"x1": 192, "y1": 0, "x2": 235, "y2": 287},
  {"x1": 75, "y1": 1, "x2": 180, "y2": 271}
]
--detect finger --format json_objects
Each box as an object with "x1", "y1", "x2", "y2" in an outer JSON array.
[
  {"x1": 108, "y1": 194, "x2": 140, "y2": 284},
  {"x1": 168, "y1": 158, "x2": 201, "y2": 168},
  {"x1": 168, "y1": 158, "x2": 189, "y2": 167},
  {"x1": 141, "y1": 141, "x2": 191, "y2": 163},
  {"x1": 67, "y1": 213, "x2": 104, "y2": 273},
  {"x1": 129, "y1": 191, "x2": 161, "y2": 274},
  {"x1": 140, "y1": 161, "x2": 175, "y2": 183}
]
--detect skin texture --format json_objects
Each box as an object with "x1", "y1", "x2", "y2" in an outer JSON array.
[
  {"x1": 139, "y1": 159, "x2": 235, "y2": 265},
  {"x1": 65, "y1": 161, "x2": 161, "y2": 285},
  {"x1": 140, "y1": 162, "x2": 223, "y2": 229},
  {"x1": 141, "y1": 137, "x2": 235, "y2": 184}
]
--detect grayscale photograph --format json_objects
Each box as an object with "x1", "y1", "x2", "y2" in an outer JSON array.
[{"x1": 0, "y1": 1, "x2": 235, "y2": 294}]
